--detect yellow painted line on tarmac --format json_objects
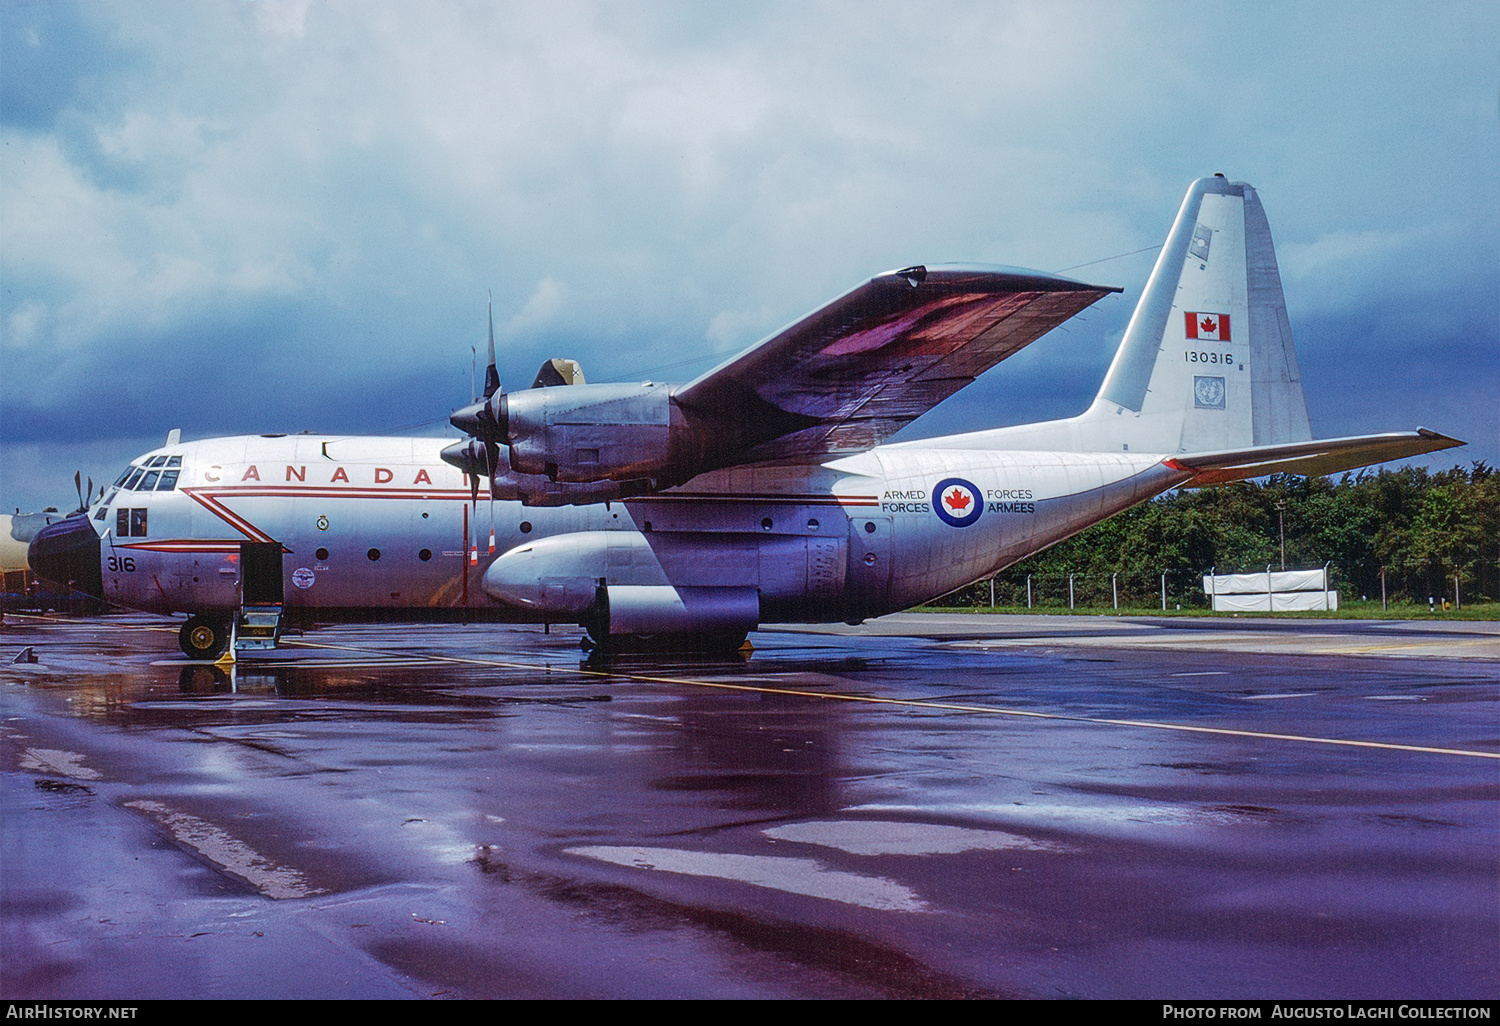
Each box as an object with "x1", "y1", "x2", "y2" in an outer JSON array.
[
  {"x1": 1338, "y1": 638, "x2": 1498, "y2": 654},
  {"x1": 278, "y1": 636, "x2": 1500, "y2": 761}
]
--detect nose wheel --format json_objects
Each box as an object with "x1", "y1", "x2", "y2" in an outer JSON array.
[{"x1": 179, "y1": 616, "x2": 231, "y2": 659}]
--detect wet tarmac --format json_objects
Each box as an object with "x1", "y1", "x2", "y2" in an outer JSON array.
[{"x1": 2, "y1": 612, "x2": 1496, "y2": 999}]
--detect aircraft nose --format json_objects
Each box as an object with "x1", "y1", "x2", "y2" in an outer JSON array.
[{"x1": 28, "y1": 514, "x2": 104, "y2": 600}]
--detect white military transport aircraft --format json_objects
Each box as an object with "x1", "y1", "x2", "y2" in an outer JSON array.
[{"x1": 30, "y1": 177, "x2": 1462, "y2": 658}]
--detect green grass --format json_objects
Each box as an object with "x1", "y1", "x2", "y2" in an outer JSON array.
[{"x1": 914, "y1": 600, "x2": 1500, "y2": 621}]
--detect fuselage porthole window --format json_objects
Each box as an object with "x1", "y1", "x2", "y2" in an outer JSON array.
[
  {"x1": 367, "y1": 548, "x2": 381, "y2": 561},
  {"x1": 316, "y1": 547, "x2": 329, "y2": 561}
]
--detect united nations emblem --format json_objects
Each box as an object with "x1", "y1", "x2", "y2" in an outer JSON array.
[{"x1": 1193, "y1": 375, "x2": 1226, "y2": 410}]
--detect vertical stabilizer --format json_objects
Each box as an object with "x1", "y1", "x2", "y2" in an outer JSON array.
[{"x1": 953, "y1": 176, "x2": 1312, "y2": 454}]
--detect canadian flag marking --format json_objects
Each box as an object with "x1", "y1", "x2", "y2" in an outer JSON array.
[{"x1": 1185, "y1": 311, "x2": 1230, "y2": 342}]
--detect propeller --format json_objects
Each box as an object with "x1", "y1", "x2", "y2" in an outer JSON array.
[
  {"x1": 482, "y1": 295, "x2": 500, "y2": 555},
  {"x1": 451, "y1": 294, "x2": 509, "y2": 451},
  {"x1": 72, "y1": 471, "x2": 95, "y2": 515},
  {"x1": 444, "y1": 295, "x2": 506, "y2": 564},
  {"x1": 442, "y1": 292, "x2": 590, "y2": 509},
  {"x1": 469, "y1": 295, "x2": 503, "y2": 502}
]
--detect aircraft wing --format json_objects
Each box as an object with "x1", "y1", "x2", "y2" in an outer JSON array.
[
  {"x1": 1165, "y1": 429, "x2": 1465, "y2": 486},
  {"x1": 675, "y1": 265, "x2": 1121, "y2": 465}
]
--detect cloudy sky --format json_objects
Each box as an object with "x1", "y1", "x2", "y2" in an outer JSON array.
[{"x1": 3, "y1": 0, "x2": 1497, "y2": 514}]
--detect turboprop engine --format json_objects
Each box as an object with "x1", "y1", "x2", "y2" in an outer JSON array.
[
  {"x1": 449, "y1": 357, "x2": 724, "y2": 494},
  {"x1": 481, "y1": 381, "x2": 687, "y2": 483},
  {"x1": 443, "y1": 330, "x2": 705, "y2": 501}
]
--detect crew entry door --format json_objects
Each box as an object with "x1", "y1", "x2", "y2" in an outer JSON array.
[{"x1": 240, "y1": 542, "x2": 284, "y2": 606}]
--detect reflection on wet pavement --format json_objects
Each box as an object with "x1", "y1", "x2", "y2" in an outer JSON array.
[{"x1": 1, "y1": 612, "x2": 1496, "y2": 999}]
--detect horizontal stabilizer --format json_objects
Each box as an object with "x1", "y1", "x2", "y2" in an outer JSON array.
[{"x1": 1165, "y1": 429, "x2": 1465, "y2": 486}]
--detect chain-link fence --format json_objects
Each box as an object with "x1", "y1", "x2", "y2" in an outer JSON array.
[{"x1": 937, "y1": 559, "x2": 1499, "y2": 611}]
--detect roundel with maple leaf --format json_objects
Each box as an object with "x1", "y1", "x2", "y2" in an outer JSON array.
[{"x1": 933, "y1": 478, "x2": 983, "y2": 528}]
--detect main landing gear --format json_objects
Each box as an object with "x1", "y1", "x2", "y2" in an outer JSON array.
[
  {"x1": 581, "y1": 629, "x2": 750, "y2": 661},
  {"x1": 178, "y1": 616, "x2": 231, "y2": 660}
]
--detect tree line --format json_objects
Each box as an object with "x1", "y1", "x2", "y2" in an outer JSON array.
[{"x1": 941, "y1": 463, "x2": 1498, "y2": 609}]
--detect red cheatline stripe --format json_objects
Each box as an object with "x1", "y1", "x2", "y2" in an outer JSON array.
[
  {"x1": 118, "y1": 540, "x2": 240, "y2": 553},
  {"x1": 643, "y1": 493, "x2": 879, "y2": 506},
  {"x1": 182, "y1": 490, "x2": 271, "y2": 542},
  {"x1": 178, "y1": 484, "x2": 884, "y2": 546}
]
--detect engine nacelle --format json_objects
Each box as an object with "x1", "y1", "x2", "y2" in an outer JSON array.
[{"x1": 502, "y1": 382, "x2": 688, "y2": 484}]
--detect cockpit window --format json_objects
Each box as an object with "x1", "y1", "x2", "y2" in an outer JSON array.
[{"x1": 107, "y1": 456, "x2": 181, "y2": 500}]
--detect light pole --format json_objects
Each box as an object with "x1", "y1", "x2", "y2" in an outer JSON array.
[{"x1": 1275, "y1": 500, "x2": 1287, "y2": 571}]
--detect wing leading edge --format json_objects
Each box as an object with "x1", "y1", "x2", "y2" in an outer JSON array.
[{"x1": 676, "y1": 264, "x2": 1120, "y2": 465}]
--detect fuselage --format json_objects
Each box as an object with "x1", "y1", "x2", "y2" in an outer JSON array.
[
  {"x1": 33, "y1": 432, "x2": 1191, "y2": 632},
  {"x1": 27, "y1": 178, "x2": 1458, "y2": 649}
]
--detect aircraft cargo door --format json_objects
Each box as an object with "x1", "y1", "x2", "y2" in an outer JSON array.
[{"x1": 240, "y1": 542, "x2": 284, "y2": 606}]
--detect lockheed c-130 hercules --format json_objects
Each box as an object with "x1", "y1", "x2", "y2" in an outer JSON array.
[{"x1": 29, "y1": 176, "x2": 1463, "y2": 658}]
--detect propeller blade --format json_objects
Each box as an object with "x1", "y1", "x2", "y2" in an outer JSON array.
[
  {"x1": 452, "y1": 292, "x2": 508, "y2": 443},
  {"x1": 483, "y1": 290, "x2": 500, "y2": 400}
]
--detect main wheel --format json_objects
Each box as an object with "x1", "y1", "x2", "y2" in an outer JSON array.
[{"x1": 179, "y1": 616, "x2": 230, "y2": 659}]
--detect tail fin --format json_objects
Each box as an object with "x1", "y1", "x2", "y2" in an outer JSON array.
[
  {"x1": 1098, "y1": 174, "x2": 1310, "y2": 451},
  {"x1": 973, "y1": 175, "x2": 1313, "y2": 454}
]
